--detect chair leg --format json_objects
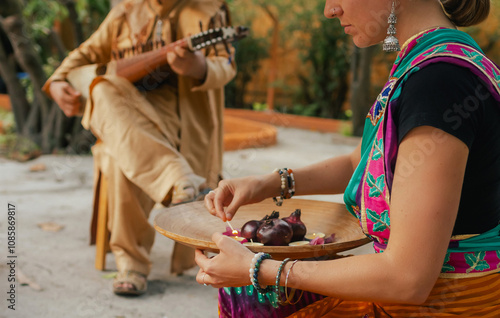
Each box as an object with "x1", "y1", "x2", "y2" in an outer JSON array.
[{"x1": 95, "y1": 175, "x2": 110, "y2": 271}]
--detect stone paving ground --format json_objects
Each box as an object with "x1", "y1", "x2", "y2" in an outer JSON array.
[{"x1": 0, "y1": 127, "x2": 372, "y2": 318}]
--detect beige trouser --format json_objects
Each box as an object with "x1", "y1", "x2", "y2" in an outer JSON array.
[{"x1": 89, "y1": 77, "x2": 202, "y2": 275}]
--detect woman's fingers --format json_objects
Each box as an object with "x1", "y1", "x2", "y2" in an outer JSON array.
[
  {"x1": 204, "y1": 189, "x2": 228, "y2": 220},
  {"x1": 213, "y1": 232, "x2": 245, "y2": 252},
  {"x1": 195, "y1": 233, "x2": 255, "y2": 288},
  {"x1": 224, "y1": 193, "x2": 245, "y2": 221},
  {"x1": 213, "y1": 191, "x2": 227, "y2": 221},
  {"x1": 194, "y1": 248, "x2": 209, "y2": 268},
  {"x1": 204, "y1": 191, "x2": 217, "y2": 216}
]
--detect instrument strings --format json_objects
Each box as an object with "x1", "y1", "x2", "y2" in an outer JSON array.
[{"x1": 112, "y1": 39, "x2": 166, "y2": 60}]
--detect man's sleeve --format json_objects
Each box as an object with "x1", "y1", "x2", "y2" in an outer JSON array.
[
  {"x1": 42, "y1": 5, "x2": 124, "y2": 98},
  {"x1": 179, "y1": 3, "x2": 236, "y2": 91}
]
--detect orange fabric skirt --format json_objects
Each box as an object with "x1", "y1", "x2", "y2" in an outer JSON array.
[{"x1": 288, "y1": 274, "x2": 500, "y2": 317}]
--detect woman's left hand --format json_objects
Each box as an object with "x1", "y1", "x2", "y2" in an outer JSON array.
[
  {"x1": 166, "y1": 45, "x2": 207, "y2": 80},
  {"x1": 195, "y1": 232, "x2": 255, "y2": 288}
]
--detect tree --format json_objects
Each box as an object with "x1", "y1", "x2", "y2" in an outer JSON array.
[
  {"x1": 350, "y1": 46, "x2": 377, "y2": 136},
  {"x1": 0, "y1": 0, "x2": 108, "y2": 159},
  {"x1": 291, "y1": 1, "x2": 350, "y2": 119},
  {"x1": 224, "y1": 36, "x2": 268, "y2": 108},
  {"x1": 225, "y1": 0, "x2": 269, "y2": 109},
  {"x1": 0, "y1": 0, "x2": 55, "y2": 155}
]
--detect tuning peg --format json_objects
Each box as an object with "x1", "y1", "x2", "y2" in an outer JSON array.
[{"x1": 199, "y1": 20, "x2": 203, "y2": 32}]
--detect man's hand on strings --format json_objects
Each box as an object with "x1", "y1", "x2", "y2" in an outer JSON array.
[{"x1": 167, "y1": 46, "x2": 207, "y2": 81}]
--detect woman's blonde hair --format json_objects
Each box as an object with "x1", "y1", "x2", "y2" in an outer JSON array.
[{"x1": 440, "y1": 0, "x2": 491, "y2": 27}]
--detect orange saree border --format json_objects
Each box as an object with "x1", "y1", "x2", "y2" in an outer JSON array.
[{"x1": 287, "y1": 274, "x2": 500, "y2": 318}]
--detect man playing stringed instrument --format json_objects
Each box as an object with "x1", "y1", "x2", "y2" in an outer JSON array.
[{"x1": 42, "y1": 0, "x2": 236, "y2": 296}]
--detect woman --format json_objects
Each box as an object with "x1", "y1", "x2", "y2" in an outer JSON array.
[{"x1": 195, "y1": 0, "x2": 500, "y2": 316}]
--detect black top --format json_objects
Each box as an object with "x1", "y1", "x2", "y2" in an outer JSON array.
[{"x1": 395, "y1": 63, "x2": 500, "y2": 235}]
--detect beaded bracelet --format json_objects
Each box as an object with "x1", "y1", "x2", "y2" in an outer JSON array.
[
  {"x1": 284, "y1": 259, "x2": 304, "y2": 305},
  {"x1": 274, "y1": 258, "x2": 292, "y2": 305},
  {"x1": 272, "y1": 168, "x2": 286, "y2": 206},
  {"x1": 272, "y1": 168, "x2": 295, "y2": 206},
  {"x1": 285, "y1": 168, "x2": 296, "y2": 199},
  {"x1": 249, "y1": 252, "x2": 273, "y2": 294}
]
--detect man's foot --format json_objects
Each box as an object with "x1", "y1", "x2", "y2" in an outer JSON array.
[
  {"x1": 113, "y1": 270, "x2": 147, "y2": 296},
  {"x1": 171, "y1": 178, "x2": 198, "y2": 205}
]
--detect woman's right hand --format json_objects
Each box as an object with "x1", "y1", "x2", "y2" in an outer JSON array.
[
  {"x1": 49, "y1": 81, "x2": 82, "y2": 117},
  {"x1": 205, "y1": 174, "x2": 279, "y2": 221},
  {"x1": 195, "y1": 232, "x2": 255, "y2": 288}
]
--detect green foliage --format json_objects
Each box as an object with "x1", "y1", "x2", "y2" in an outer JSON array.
[
  {"x1": 76, "y1": 0, "x2": 110, "y2": 18},
  {"x1": 225, "y1": 2, "x2": 269, "y2": 108},
  {"x1": 19, "y1": 76, "x2": 34, "y2": 103},
  {"x1": 252, "y1": 102, "x2": 268, "y2": 111},
  {"x1": 0, "y1": 133, "x2": 41, "y2": 161},
  {"x1": 76, "y1": 0, "x2": 111, "y2": 37},
  {"x1": 289, "y1": 2, "x2": 350, "y2": 119},
  {"x1": 0, "y1": 109, "x2": 16, "y2": 135},
  {"x1": 23, "y1": 0, "x2": 68, "y2": 38},
  {"x1": 22, "y1": 0, "x2": 110, "y2": 65},
  {"x1": 291, "y1": 102, "x2": 320, "y2": 117},
  {"x1": 225, "y1": 35, "x2": 269, "y2": 108},
  {"x1": 339, "y1": 121, "x2": 353, "y2": 136}
]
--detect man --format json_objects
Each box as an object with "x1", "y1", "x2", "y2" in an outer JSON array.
[{"x1": 42, "y1": 0, "x2": 236, "y2": 296}]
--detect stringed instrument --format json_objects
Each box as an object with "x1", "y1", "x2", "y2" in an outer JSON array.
[{"x1": 67, "y1": 26, "x2": 248, "y2": 100}]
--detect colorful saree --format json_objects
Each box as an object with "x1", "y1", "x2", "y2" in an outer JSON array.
[
  {"x1": 290, "y1": 28, "x2": 500, "y2": 317},
  {"x1": 219, "y1": 28, "x2": 500, "y2": 317},
  {"x1": 343, "y1": 27, "x2": 500, "y2": 277}
]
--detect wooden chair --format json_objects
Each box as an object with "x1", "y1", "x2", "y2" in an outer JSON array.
[
  {"x1": 89, "y1": 142, "x2": 196, "y2": 274},
  {"x1": 90, "y1": 141, "x2": 110, "y2": 271}
]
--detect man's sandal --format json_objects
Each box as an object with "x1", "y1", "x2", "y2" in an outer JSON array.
[
  {"x1": 113, "y1": 270, "x2": 147, "y2": 296},
  {"x1": 171, "y1": 179, "x2": 197, "y2": 205}
]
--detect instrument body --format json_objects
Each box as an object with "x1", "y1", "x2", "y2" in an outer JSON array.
[{"x1": 67, "y1": 26, "x2": 249, "y2": 100}]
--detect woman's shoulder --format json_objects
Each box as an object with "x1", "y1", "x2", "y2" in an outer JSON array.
[
  {"x1": 399, "y1": 62, "x2": 488, "y2": 109},
  {"x1": 395, "y1": 62, "x2": 498, "y2": 147}
]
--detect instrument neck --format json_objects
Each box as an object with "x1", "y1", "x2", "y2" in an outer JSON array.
[{"x1": 114, "y1": 38, "x2": 189, "y2": 83}]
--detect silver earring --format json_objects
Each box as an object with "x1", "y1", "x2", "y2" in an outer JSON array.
[{"x1": 383, "y1": 1, "x2": 401, "y2": 52}]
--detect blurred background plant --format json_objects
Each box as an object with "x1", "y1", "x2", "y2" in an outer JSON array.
[
  {"x1": 1, "y1": 0, "x2": 499, "y2": 159},
  {"x1": 0, "y1": 0, "x2": 108, "y2": 160}
]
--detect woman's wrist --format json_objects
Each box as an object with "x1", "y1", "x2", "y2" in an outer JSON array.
[
  {"x1": 256, "y1": 172, "x2": 282, "y2": 199},
  {"x1": 258, "y1": 258, "x2": 283, "y2": 287}
]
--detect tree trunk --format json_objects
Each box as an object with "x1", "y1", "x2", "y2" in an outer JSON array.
[
  {"x1": 0, "y1": 0, "x2": 55, "y2": 151},
  {"x1": 0, "y1": 0, "x2": 99, "y2": 156},
  {"x1": 58, "y1": 0, "x2": 85, "y2": 46},
  {"x1": 0, "y1": 28, "x2": 30, "y2": 133},
  {"x1": 49, "y1": 28, "x2": 68, "y2": 61},
  {"x1": 261, "y1": 5, "x2": 279, "y2": 111},
  {"x1": 350, "y1": 46, "x2": 376, "y2": 136}
]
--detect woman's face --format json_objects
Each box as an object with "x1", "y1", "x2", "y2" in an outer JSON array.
[{"x1": 324, "y1": 0, "x2": 392, "y2": 48}]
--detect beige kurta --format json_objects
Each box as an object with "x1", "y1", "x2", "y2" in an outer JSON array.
[{"x1": 43, "y1": 0, "x2": 236, "y2": 275}]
